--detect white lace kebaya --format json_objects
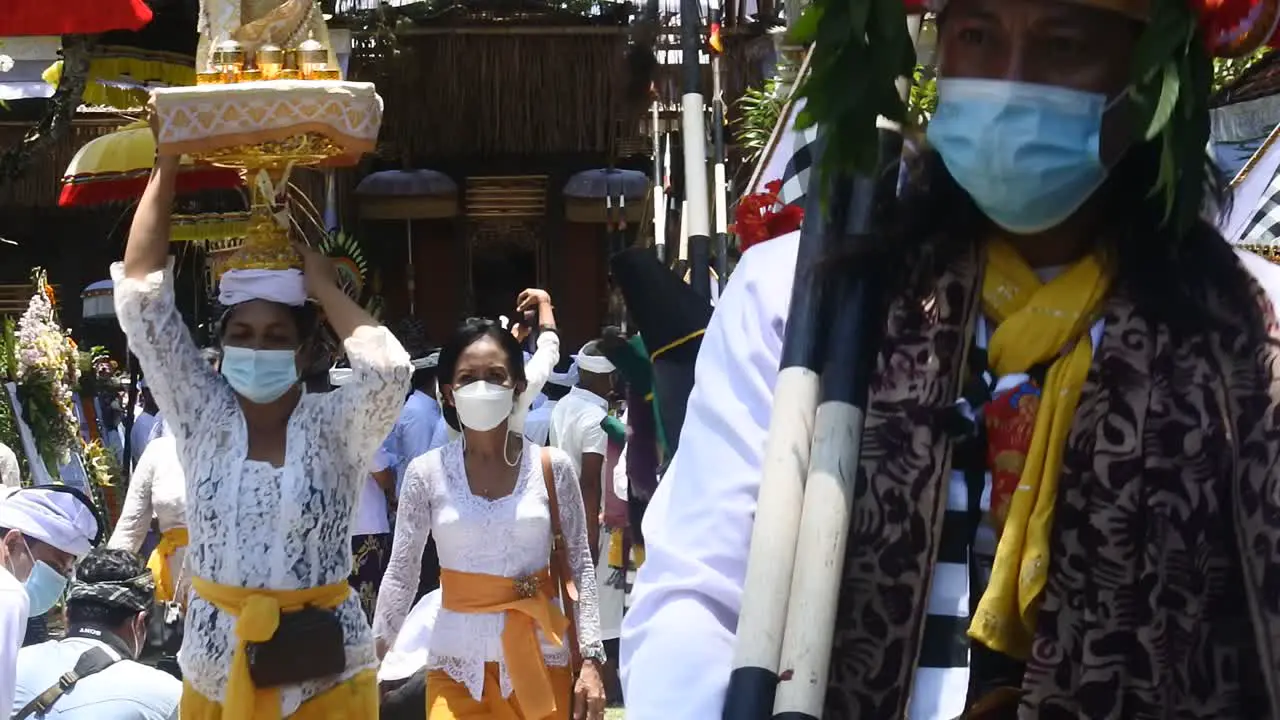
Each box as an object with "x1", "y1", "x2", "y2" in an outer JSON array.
[
  {"x1": 106, "y1": 435, "x2": 188, "y2": 597},
  {"x1": 110, "y1": 261, "x2": 412, "y2": 716},
  {"x1": 372, "y1": 439, "x2": 606, "y2": 702}
]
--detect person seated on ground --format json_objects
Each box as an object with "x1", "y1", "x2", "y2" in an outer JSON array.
[{"x1": 12, "y1": 548, "x2": 180, "y2": 719}]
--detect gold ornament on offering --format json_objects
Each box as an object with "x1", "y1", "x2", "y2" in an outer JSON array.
[
  {"x1": 211, "y1": 39, "x2": 246, "y2": 82},
  {"x1": 296, "y1": 32, "x2": 329, "y2": 79},
  {"x1": 153, "y1": 0, "x2": 382, "y2": 272},
  {"x1": 257, "y1": 44, "x2": 284, "y2": 79}
]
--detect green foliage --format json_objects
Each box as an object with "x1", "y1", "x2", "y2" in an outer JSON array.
[
  {"x1": 1213, "y1": 49, "x2": 1270, "y2": 93},
  {"x1": 907, "y1": 65, "x2": 938, "y2": 127},
  {"x1": 734, "y1": 79, "x2": 785, "y2": 164},
  {"x1": 1127, "y1": 0, "x2": 1211, "y2": 235},
  {"x1": 792, "y1": 0, "x2": 916, "y2": 190}
]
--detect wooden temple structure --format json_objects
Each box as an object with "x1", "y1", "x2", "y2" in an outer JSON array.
[{"x1": 0, "y1": 0, "x2": 772, "y2": 351}]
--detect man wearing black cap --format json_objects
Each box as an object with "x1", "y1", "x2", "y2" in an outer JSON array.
[{"x1": 12, "y1": 548, "x2": 179, "y2": 718}]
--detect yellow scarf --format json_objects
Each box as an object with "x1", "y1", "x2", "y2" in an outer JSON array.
[
  {"x1": 968, "y1": 239, "x2": 1110, "y2": 659},
  {"x1": 147, "y1": 527, "x2": 188, "y2": 603},
  {"x1": 190, "y1": 577, "x2": 351, "y2": 720}
]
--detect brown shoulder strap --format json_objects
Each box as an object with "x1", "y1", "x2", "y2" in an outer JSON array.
[{"x1": 541, "y1": 448, "x2": 583, "y2": 673}]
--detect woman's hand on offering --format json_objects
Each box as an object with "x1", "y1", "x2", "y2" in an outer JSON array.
[
  {"x1": 293, "y1": 241, "x2": 341, "y2": 300},
  {"x1": 573, "y1": 659, "x2": 607, "y2": 720}
]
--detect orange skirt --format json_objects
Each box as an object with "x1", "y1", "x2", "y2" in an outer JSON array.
[
  {"x1": 427, "y1": 662, "x2": 574, "y2": 720},
  {"x1": 180, "y1": 668, "x2": 378, "y2": 719}
]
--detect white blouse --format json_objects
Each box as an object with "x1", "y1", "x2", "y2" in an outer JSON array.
[
  {"x1": 107, "y1": 436, "x2": 189, "y2": 597},
  {"x1": 372, "y1": 439, "x2": 605, "y2": 701},
  {"x1": 111, "y1": 262, "x2": 411, "y2": 715}
]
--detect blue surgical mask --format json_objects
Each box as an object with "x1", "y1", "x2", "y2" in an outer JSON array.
[
  {"x1": 927, "y1": 78, "x2": 1117, "y2": 235},
  {"x1": 220, "y1": 346, "x2": 299, "y2": 404},
  {"x1": 24, "y1": 559, "x2": 68, "y2": 615}
]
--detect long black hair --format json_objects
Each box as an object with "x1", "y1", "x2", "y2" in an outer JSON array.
[
  {"x1": 436, "y1": 317, "x2": 528, "y2": 432},
  {"x1": 851, "y1": 139, "x2": 1265, "y2": 342}
]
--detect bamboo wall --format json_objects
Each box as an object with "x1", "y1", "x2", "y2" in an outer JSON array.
[{"x1": 354, "y1": 30, "x2": 629, "y2": 160}]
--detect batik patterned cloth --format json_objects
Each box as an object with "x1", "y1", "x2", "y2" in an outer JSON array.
[{"x1": 349, "y1": 533, "x2": 392, "y2": 623}]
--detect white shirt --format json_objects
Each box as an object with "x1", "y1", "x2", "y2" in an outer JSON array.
[
  {"x1": 372, "y1": 440, "x2": 605, "y2": 701},
  {"x1": 353, "y1": 443, "x2": 395, "y2": 537},
  {"x1": 549, "y1": 388, "x2": 609, "y2": 477},
  {"x1": 522, "y1": 399, "x2": 558, "y2": 446},
  {"x1": 112, "y1": 261, "x2": 411, "y2": 715},
  {"x1": 0, "y1": 443, "x2": 19, "y2": 489},
  {"x1": 107, "y1": 437, "x2": 189, "y2": 600},
  {"x1": 0, "y1": 566, "x2": 29, "y2": 717},
  {"x1": 129, "y1": 412, "x2": 158, "y2": 464},
  {"x1": 13, "y1": 636, "x2": 180, "y2": 719},
  {"x1": 620, "y1": 233, "x2": 1280, "y2": 720}
]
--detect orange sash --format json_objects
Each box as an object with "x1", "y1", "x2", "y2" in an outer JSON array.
[{"x1": 439, "y1": 567, "x2": 569, "y2": 720}]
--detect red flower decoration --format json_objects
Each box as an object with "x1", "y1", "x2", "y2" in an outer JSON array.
[
  {"x1": 1193, "y1": 0, "x2": 1280, "y2": 56},
  {"x1": 730, "y1": 179, "x2": 805, "y2": 253}
]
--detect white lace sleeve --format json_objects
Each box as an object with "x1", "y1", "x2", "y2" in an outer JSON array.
[
  {"x1": 110, "y1": 261, "x2": 226, "y2": 430},
  {"x1": 520, "y1": 330, "x2": 560, "y2": 408},
  {"x1": 328, "y1": 326, "x2": 413, "y2": 472},
  {"x1": 373, "y1": 452, "x2": 433, "y2": 646},
  {"x1": 550, "y1": 448, "x2": 606, "y2": 661},
  {"x1": 107, "y1": 446, "x2": 156, "y2": 553}
]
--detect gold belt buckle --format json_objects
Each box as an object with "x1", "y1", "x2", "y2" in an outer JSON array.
[{"x1": 513, "y1": 575, "x2": 540, "y2": 599}]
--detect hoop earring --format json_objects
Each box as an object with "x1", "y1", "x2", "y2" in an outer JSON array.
[{"x1": 503, "y1": 431, "x2": 522, "y2": 468}]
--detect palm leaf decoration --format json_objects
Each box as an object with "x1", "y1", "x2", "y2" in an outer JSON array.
[{"x1": 320, "y1": 229, "x2": 369, "y2": 301}]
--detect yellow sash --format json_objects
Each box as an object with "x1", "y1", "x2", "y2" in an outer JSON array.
[
  {"x1": 147, "y1": 527, "x2": 188, "y2": 603},
  {"x1": 969, "y1": 239, "x2": 1110, "y2": 659},
  {"x1": 439, "y1": 567, "x2": 570, "y2": 720},
  {"x1": 190, "y1": 576, "x2": 350, "y2": 720}
]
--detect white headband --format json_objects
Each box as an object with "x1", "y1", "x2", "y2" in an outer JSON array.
[
  {"x1": 218, "y1": 269, "x2": 308, "y2": 308},
  {"x1": 0, "y1": 487, "x2": 99, "y2": 558},
  {"x1": 548, "y1": 362, "x2": 579, "y2": 387},
  {"x1": 410, "y1": 351, "x2": 439, "y2": 370},
  {"x1": 573, "y1": 343, "x2": 616, "y2": 374}
]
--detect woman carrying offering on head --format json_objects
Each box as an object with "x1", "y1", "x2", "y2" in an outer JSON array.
[
  {"x1": 113, "y1": 142, "x2": 411, "y2": 716},
  {"x1": 373, "y1": 318, "x2": 607, "y2": 720}
]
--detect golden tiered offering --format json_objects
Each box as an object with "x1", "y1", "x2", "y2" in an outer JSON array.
[{"x1": 154, "y1": 0, "x2": 382, "y2": 276}]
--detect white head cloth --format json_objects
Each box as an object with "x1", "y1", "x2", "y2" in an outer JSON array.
[
  {"x1": 411, "y1": 350, "x2": 440, "y2": 371},
  {"x1": 0, "y1": 487, "x2": 98, "y2": 557},
  {"x1": 548, "y1": 361, "x2": 579, "y2": 388},
  {"x1": 573, "y1": 342, "x2": 616, "y2": 375},
  {"x1": 218, "y1": 269, "x2": 308, "y2": 307}
]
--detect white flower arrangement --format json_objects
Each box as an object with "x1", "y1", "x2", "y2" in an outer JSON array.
[{"x1": 15, "y1": 271, "x2": 81, "y2": 475}]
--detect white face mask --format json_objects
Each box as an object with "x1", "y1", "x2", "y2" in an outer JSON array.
[{"x1": 452, "y1": 381, "x2": 515, "y2": 432}]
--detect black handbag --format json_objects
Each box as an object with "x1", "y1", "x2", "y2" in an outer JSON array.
[{"x1": 246, "y1": 606, "x2": 347, "y2": 688}]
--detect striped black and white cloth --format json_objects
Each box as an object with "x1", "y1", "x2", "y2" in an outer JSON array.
[
  {"x1": 1239, "y1": 168, "x2": 1280, "y2": 248},
  {"x1": 748, "y1": 94, "x2": 997, "y2": 718}
]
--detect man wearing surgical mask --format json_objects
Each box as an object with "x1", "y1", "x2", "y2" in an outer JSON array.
[
  {"x1": 0, "y1": 486, "x2": 101, "y2": 715},
  {"x1": 623, "y1": 0, "x2": 1280, "y2": 718},
  {"x1": 12, "y1": 548, "x2": 181, "y2": 719}
]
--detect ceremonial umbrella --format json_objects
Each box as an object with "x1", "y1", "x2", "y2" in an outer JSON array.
[
  {"x1": 562, "y1": 168, "x2": 650, "y2": 222},
  {"x1": 564, "y1": 168, "x2": 650, "y2": 261},
  {"x1": 355, "y1": 169, "x2": 459, "y2": 315},
  {"x1": 1, "y1": 0, "x2": 152, "y2": 36},
  {"x1": 59, "y1": 121, "x2": 241, "y2": 207},
  {"x1": 41, "y1": 0, "x2": 199, "y2": 111},
  {"x1": 81, "y1": 280, "x2": 116, "y2": 321}
]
